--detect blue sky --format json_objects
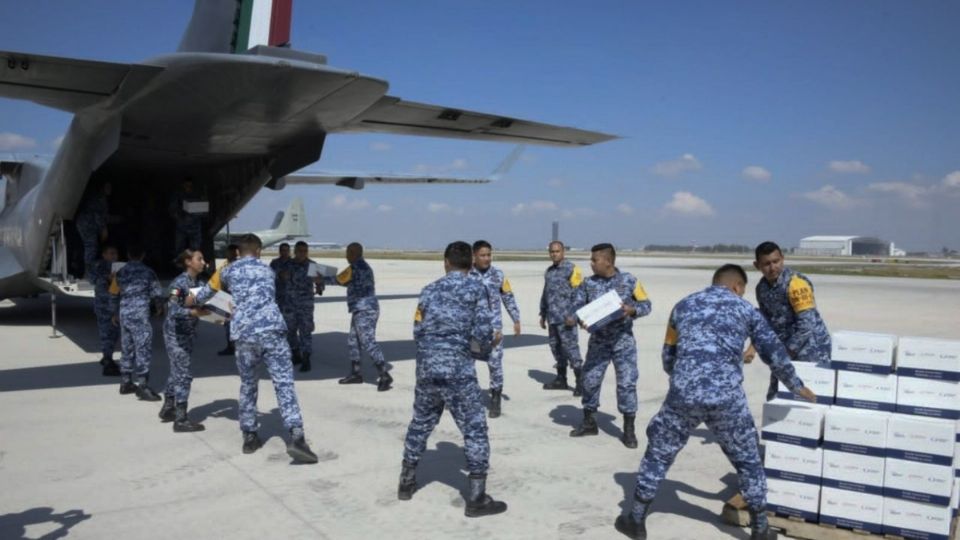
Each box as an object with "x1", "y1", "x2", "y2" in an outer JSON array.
[{"x1": 3, "y1": 0, "x2": 959, "y2": 251}]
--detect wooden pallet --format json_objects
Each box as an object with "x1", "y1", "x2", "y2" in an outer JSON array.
[{"x1": 721, "y1": 495, "x2": 959, "y2": 540}]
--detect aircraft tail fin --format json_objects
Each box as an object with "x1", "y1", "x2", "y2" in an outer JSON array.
[
  {"x1": 276, "y1": 198, "x2": 308, "y2": 238},
  {"x1": 179, "y1": 0, "x2": 293, "y2": 54}
]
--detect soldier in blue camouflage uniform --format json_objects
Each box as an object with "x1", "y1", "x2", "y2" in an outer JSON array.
[
  {"x1": 330, "y1": 243, "x2": 392, "y2": 391},
  {"x1": 569, "y1": 243, "x2": 652, "y2": 448},
  {"x1": 270, "y1": 242, "x2": 292, "y2": 305},
  {"x1": 215, "y1": 244, "x2": 240, "y2": 357},
  {"x1": 283, "y1": 241, "x2": 322, "y2": 372},
  {"x1": 75, "y1": 181, "x2": 111, "y2": 278},
  {"x1": 615, "y1": 264, "x2": 816, "y2": 540},
  {"x1": 469, "y1": 240, "x2": 521, "y2": 418},
  {"x1": 751, "y1": 241, "x2": 831, "y2": 401},
  {"x1": 168, "y1": 178, "x2": 203, "y2": 254},
  {"x1": 90, "y1": 243, "x2": 120, "y2": 376},
  {"x1": 110, "y1": 244, "x2": 164, "y2": 401},
  {"x1": 539, "y1": 241, "x2": 584, "y2": 393},
  {"x1": 191, "y1": 234, "x2": 318, "y2": 463},
  {"x1": 158, "y1": 249, "x2": 208, "y2": 433},
  {"x1": 398, "y1": 241, "x2": 507, "y2": 518}
]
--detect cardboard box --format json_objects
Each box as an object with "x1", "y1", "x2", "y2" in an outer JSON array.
[
  {"x1": 884, "y1": 458, "x2": 953, "y2": 506},
  {"x1": 776, "y1": 362, "x2": 835, "y2": 405},
  {"x1": 824, "y1": 407, "x2": 889, "y2": 451},
  {"x1": 189, "y1": 287, "x2": 232, "y2": 324},
  {"x1": 761, "y1": 400, "x2": 825, "y2": 448},
  {"x1": 182, "y1": 200, "x2": 209, "y2": 214},
  {"x1": 883, "y1": 497, "x2": 954, "y2": 540},
  {"x1": 834, "y1": 371, "x2": 898, "y2": 412},
  {"x1": 822, "y1": 450, "x2": 885, "y2": 494},
  {"x1": 819, "y1": 486, "x2": 884, "y2": 534},
  {"x1": 766, "y1": 478, "x2": 821, "y2": 522},
  {"x1": 764, "y1": 441, "x2": 824, "y2": 484},
  {"x1": 897, "y1": 336, "x2": 960, "y2": 381},
  {"x1": 831, "y1": 331, "x2": 896, "y2": 373},
  {"x1": 575, "y1": 290, "x2": 625, "y2": 333},
  {"x1": 896, "y1": 375, "x2": 960, "y2": 420},
  {"x1": 886, "y1": 415, "x2": 956, "y2": 462}
]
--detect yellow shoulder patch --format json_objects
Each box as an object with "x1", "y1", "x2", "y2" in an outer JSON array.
[
  {"x1": 501, "y1": 278, "x2": 512, "y2": 294},
  {"x1": 108, "y1": 277, "x2": 120, "y2": 296},
  {"x1": 208, "y1": 269, "x2": 222, "y2": 292},
  {"x1": 788, "y1": 275, "x2": 815, "y2": 313},
  {"x1": 336, "y1": 266, "x2": 353, "y2": 286},
  {"x1": 414, "y1": 306, "x2": 423, "y2": 323},
  {"x1": 569, "y1": 265, "x2": 583, "y2": 288},
  {"x1": 632, "y1": 281, "x2": 648, "y2": 302},
  {"x1": 664, "y1": 324, "x2": 678, "y2": 346}
]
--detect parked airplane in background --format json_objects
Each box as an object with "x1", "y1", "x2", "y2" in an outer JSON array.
[
  {"x1": 0, "y1": 0, "x2": 614, "y2": 300},
  {"x1": 214, "y1": 198, "x2": 308, "y2": 253}
]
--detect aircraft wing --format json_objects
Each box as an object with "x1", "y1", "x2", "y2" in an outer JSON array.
[
  {"x1": 338, "y1": 96, "x2": 617, "y2": 147},
  {"x1": 0, "y1": 51, "x2": 163, "y2": 112},
  {"x1": 282, "y1": 146, "x2": 524, "y2": 190}
]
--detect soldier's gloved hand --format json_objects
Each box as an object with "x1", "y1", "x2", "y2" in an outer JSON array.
[
  {"x1": 513, "y1": 321, "x2": 521, "y2": 337},
  {"x1": 796, "y1": 386, "x2": 817, "y2": 403},
  {"x1": 539, "y1": 317, "x2": 546, "y2": 330}
]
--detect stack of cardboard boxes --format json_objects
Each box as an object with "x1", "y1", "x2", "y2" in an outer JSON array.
[{"x1": 760, "y1": 332, "x2": 960, "y2": 539}]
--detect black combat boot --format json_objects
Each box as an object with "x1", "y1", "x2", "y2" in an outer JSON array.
[
  {"x1": 749, "y1": 507, "x2": 777, "y2": 540},
  {"x1": 397, "y1": 461, "x2": 417, "y2": 500},
  {"x1": 621, "y1": 414, "x2": 638, "y2": 449},
  {"x1": 242, "y1": 431, "x2": 262, "y2": 454},
  {"x1": 135, "y1": 381, "x2": 162, "y2": 402},
  {"x1": 614, "y1": 497, "x2": 652, "y2": 539},
  {"x1": 573, "y1": 368, "x2": 583, "y2": 397},
  {"x1": 299, "y1": 354, "x2": 311, "y2": 373},
  {"x1": 291, "y1": 350, "x2": 302, "y2": 365},
  {"x1": 377, "y1": 368, "x2": 393, "y2": 392},
  {"x1": 570, "y1": 409, "x2": 599, "y2": 437},
  {"x1": 543, "y1": 365, "x2": 569, "y2": 390},
  {"x1": 464, "y1": 473, "x2": 507, "y2": 518},
  {"x1": 101, "y1": 357, "x2": 120, "y2": 376},
  {"x1": 158, "y1": 395, "x2": 176, "y2": 422},
  {"x1": 338, "y1": 362, "x2": 363, "y2": 384},
  {"x1": 119, "y1": 379, "x2": 137, "y2": 395},
  {"x1": 286, "y1": 430, "x2": 319, "y2": 464},
  {"x1": 173, "y1": 402, "x2": 205, "y2": 433},
  {"x1": 489, "y1": 389, "x2": 502, "y2": 418}
]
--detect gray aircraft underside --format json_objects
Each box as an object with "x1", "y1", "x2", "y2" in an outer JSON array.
[{"x1": 0, "y1": 0, "x2": 614, "y2": 300}]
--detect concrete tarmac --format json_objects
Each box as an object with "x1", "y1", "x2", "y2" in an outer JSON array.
[{"x1": 1, "y1": 256, "x2": 958, "y2": 539}]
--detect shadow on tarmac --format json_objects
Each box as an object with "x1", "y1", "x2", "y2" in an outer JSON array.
[
  {"x1": 414, "y1": 441, "x2": 474, "y2": 501},
  {"x1": 613, "y1": 471, "x2": 747, "y2": 539},
  {"x1": 187, "y1": 399, "x2": 290, "y2": 445},
  {"x1": 548, "y1": 403, "x2": 623, "y2": 439},
  {"x1": 0, "y1": 507, "x2": 91, "y2": 539}
]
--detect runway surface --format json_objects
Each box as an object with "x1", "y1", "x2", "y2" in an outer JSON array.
[{"x1": 1, "y1": 256, "x2": 958, "y2": 539}]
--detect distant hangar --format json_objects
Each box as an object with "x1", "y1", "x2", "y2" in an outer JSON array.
[{"x1": 795, "y1": 235, "x2": 902, "y2": 257}]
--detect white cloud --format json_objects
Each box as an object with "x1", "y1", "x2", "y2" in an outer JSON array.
[
  {"x1": 546, "y1": 177, "x2": 565, "y2": 189},
  {"x1": 943, "y1": 171, "x2": 960, "y2": 188},
  {"x1": 616, "y1": 203, "x2": 634, "y2": 215},
  {"x1": 561, "y1": 207, "x2": 598, "y2": 219},
  {"x1": 742, "y1": 165, "x2": 772, "y2": 182},
  {"x1": 376, "y1": 204, "x2": 393, "y2": 212},
  {"x1": 451, "y1": 158, "x2": 468, "y2": 170},
  {"x1": 651, "y1": 153, "x2": 702, "y2": 177},
  {"x1": 799, "y1": 184, "x2": 858, "y2": 209},
  {"x1": 511, "y1": 200, "x2": 558, "y2": 216},
  {"x1": 663, "y1": 191, "x2": 714, "y2": 217},
  {"x1": 0, "y1": 132, "x2": 37, "y2": 151},
  {"x1": 414, "y1": 158, "x2": 470, "y2": 174},
  {"x1": 328, "y1": 194, "x2": 370, "y2": 211},
  {"x1": 427, "y1": 202, "x2": 464, "y2": 215},
  {"x1": 369, "y1": 142, "x2": 392, "y2": 152},
  {"x1": 868, "y1": 182, "x2": 929, "y2": 206},
  {"x1": 828, "y1": 160, "x2": 870, "y2": 174}
]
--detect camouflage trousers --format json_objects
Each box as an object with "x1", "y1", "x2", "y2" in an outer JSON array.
[
  {"x1": 283, "y1": 303, "x2": 314, "y2": 357},
  {"x1": 235, "y1": 331, "x2": 304, "y2": 433},
  {"x1": 634, "y1": 391, "x2": 766, "y2": 509},
  {"x1": 581, "y1": 331, "x2": 638, "y2": 414},
  {"x1": 548, "y1": 323, "x2": 582, "y2": 371},
  {"x1": 163, "y1": 317, "x2": 198, "y2": 403},
  {"x1": 119, "y1": 312, "x2": 153, "y2": 382},
  {"x1": 480, "y1": 337, "x2": 505, "y2": 391},
  {"x1": 403, "y1": 377, "x2": 490, "y2": 474},
  {"x1": 77, "y1": 223, "x2": 99, "y2": 278},
  {"x1": 348, "y1": 309, "x2": 386, "y2": 368},
  {"x1": 93, "y1": 294, "x2": 118, "y2": 358}
]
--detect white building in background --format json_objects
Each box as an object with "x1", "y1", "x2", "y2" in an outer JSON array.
[{"x1": 796, "y1": 235, "x2": 896, "y2": 257}]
